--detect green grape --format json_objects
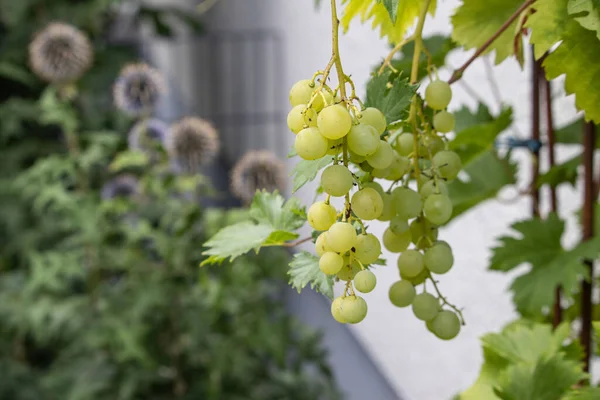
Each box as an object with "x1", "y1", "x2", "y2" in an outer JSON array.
[
  {"x1": 366, "y1": 140, "x2": 394, "y2": 170},
  {"x1": 389, "y1": 280, "x2": 416, "y2": 307},
  {"x1": 363, "y1": 181, "x2": 385, "y2": 196},
  {"x1": 385, "y1": 154, "x2": 411, "y2": 181},
  {"x1": 423, "y1": 194, "x2": 453, "y2": 225},
  {"x1": 377, "y1": 193, "x2": 396, "y2": 221},
  {"x1": 321, "y1": 165, "x2": 354, "y2": 197},
  {"x1": 372, "y1": 167, "x2": 391, "y2": 179},
  {"x1": 397, "y1": 249, "x2": 425, "y2": 278},
  {"x1": 289, "y1": 79, "x2": 315, "y2": 106},
  {"x1": 308, "y1": 201, "x2": 337, "y2": 231},
  {"x1": 430, "y1": 310, "x2": 461, "y2": 340},
  {"x1": 383, "y1": 227, "x2": 411, "y2": 253},
  {"x1": 295, "y1": 127, "x2": 328, "y2": 160},
  {"x1": 354, "y1": 233, "x2": 382, "y2": 265},
  {"x1": 393, "y1": 187, "x2": 422, "y2": 220},
  {"x1": 417, "y1": 135, "x2": 445, "y2": 157},
  {"x1": 287, "y1": 104, "x2": 317, "y2": 133},
  {"x1": 352, "y1": 188, "x2": 383, "y2": 220},
  {"x1": 326, "y1": 139, "x2": 342, "y2": 155},
  {"x1": 319, "y1": 251, "x2": 344, "y2": 275},
  {"x1": 417, "y1": 173, "x2": 432, "y2": 187},
  {"x1": 315, "y1": 232, "x2": 332, "y2": 257},
  {"x1": 331, "y1": 297, "x2": 347, "y2": 323},
  {"x1": 349, "y1": 151, "x2": 366, "y2": 164},
  {"x1": 433, "y1": 111, "x2": 455, "y2": 133},
  {"x1": 390, "y1": 216, "x2": 409, "y2": 235},
  {"x1": 401, "y1": 268, "x2": 429, "y2": 285},
  {"x1": 394, "y1": 133, "x2": 414, "y2": 156},
  {"x1": 359, "y1": 161, "x2": 374, "y2": 173},
  {"x1": 340, "y1": 295, "x2": 368, "y2": 324},
  {"x1": 337, "y1": 259, "x2": 361, "y2": 281},
  {"x1": 425, "y1": 80, "x2": 452, "y2": 110},
  {"x1": 424, "y1": 241, "x2": 454, "y2": 274},
  {"x1": 410, "y1": 217, "x2": 439, "y2": 249},
  {"x1": 433, "y1": 150, "x2": 462, "y2": 180},
  {"x1": 318, "y1": 104, "x2": 353, "y2": 140},
  {"x1": 359, "y1": 107, "x2": 387, "y2": 135},
  {"x1": 354, "y1": 270, "x2": 377, "y2": 293},
  {"x1": 327, "y1": 222, "x2": 357, "y2": 253},
  {"x1": 419, "y1": 179, "x2": 448, "y2": 199},
  {"x1": 412, "y1": 293, "x2": 440, "y2": 321},
  {"x1": 347, "y1": 124, "x2": 380, "y2": 156}
]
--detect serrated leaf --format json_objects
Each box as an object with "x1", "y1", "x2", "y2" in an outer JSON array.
[
  {"x1": 544, "y1": 20, "x2": 600, "y2": 123},
  {"x1": 288, "y1": 251, "x2": 334, "y2": 299},
  {"x1": 569, "y1": 0, "x2": 600, "y2": 39},
  {"x1": 201, "y1": 222, "x2": 274, "y2": 265},
  {"x1": 365, "y1": 69, "x2": 416, "y2": 126},
  {"x1": 554, "y1": 118, "x2": 600, "y2": 147},
  {"x1": 537, "y1": 153, "x2": 581, "y2": 188},
  {"x1": 453, "y1": 104, "x2": 494, "y2": 132},
  {"x1": 249, "y1": 190, "x2": 306, "y2": 231},
  {"x1": 527, "y1": 0, "x2": 571, "y2": 59},
  {"x1": 451, "y1": 0, "x2": 530, "y2": 65},
  {"x1": 382, "y1": 0, "x2": 399, "y2": 22},
  {"x1": 290, "y1": 156, "x2": 332, "y2": 193}
]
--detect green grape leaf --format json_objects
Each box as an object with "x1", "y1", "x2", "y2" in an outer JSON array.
[
  {"x1": 527, "y1": 0, "x2": 572, "y2": 59},
  {"x1": 493, "y1": 355, "x2": 585, "y2": 400},
  {"x1": 452, "y1": 104, "x2": 494, "y2": 133},
  {"x1": 381, "y1": 0, "x2": 400, "y2": 22},
  {"x1": 564, "y1": 388, "x2": 600, "y2": 400},
  {"x1": 109, "y1": 151, "x2": 150, "y2": 172},
  {"x1": 537, "y1": 153, "x2": 581, "y2": 188},
  {"x1": 451, "y1": 0, "x2": 530, "y2": 65},
  {"x1": 290, "y1": 156, "x2": 332, "y2": 193},
  {"x1": 543, "y1": 20, "x2": 600, "y2": 123},
  {"x1": 202, "y1": 222, "x2": 275, "y2": 265},
  {"x1": 568, "y1": 0, "x2": 600, "y2": 39},
  {"x1": 288, "y1": 251, "x2": 334, "y2": 299},
  {"x1": 554, "y1": 118, "x2": 600, "y2": 147},
  {"x1": 365, "y1": 69, "x2": 416, "y2": 127},
  {"x1": 249, "y1": 190, "x2": 306, "y2": 231},
  {"x1": 448, "y1": 151, "x2": 517, "y2": 219}
]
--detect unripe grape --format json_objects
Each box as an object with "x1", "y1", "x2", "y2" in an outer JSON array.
[
  {"x1": 308, "y1": 201, "x2": 337, "y2": 231},
  {"x1": 433, "y1": 111, "x2": 455, "y2": 133},
  {"x1": 377, "y1": 193, "x2": 396, "y2": 221},
  {"x1": 412, "y1": 292, "x2": 440, "y2": 321},
  {"x1": 410, "y1": 217, "x2": 439, "y2": 249},
  {"x1": 423, "y1": 194, "x2": 453, "y2": 225},
  {"x1": 359, "y1": 161, "x2": 374, "y2": 173},
  {"x1": 349, "y1": 151, "x2": 366, "y2": 164},
  {"x1": 287, "y1": 105, "x2": 317, "y2": 133},
  {"x1": 347, "y1": 124, "x2": 380, "y2": 156},
  {"x1": 385, "y1": 154, "x2": 411, "y2": 181},
  {"x1": 352, "y1": 188, "x2": 383, "y2": 220},
  {"x1": 372, "y1": 167, "x2": 391, "y2": 179},
  {"x1": 363, "y1": 181, "x2": 385, "y2": 196},
  {"x1": 366, "y1": 140, "x2": 394, "y2": 170},
  {"x1": 425, "y1": 80, "x2": 452, "y2": 110},
  {"x1": 433, "y1": 150, "x2": 462, "y2": 181},
  {"x1": 424, "y1": 241, "x2": 454, "y2": 274},
  {"x1": 318, "y1": 104, "x2": 353, "y2": 140},
  {"x1": 420, "y1": 179, "x2": 448, "y2": 199},
  {"x1": 401, "y1": 268, "x2": 429, "y2": 285},
  {"x1": 327, "y1": 222, "x2": 357, "y2": 253},
  {"x1": 315, "y1": 232, "x2": 332, "y2": 257},
  {"x1": 390, "y1": 216, "x2": 409, "y2": 235},
  {"x1": 295, "y1": 127, "x2": 328, "y2": 160},
  {"x1": 397, "y1": 249, "x2": 425, "y2": 278},
  {"x1": 319, "y1": 252, "x2": 344, "y2": 275},
  {"x1": 383, "y1": 228, "x2": 411, "y2": 253},
  {"x1": 354, "y1": 270, "x2": 376, "y2": 293},
  {"x1": 331, "y1": 296, "x2": 347, "y2": 323},
  {"x1": 430, "y1": 310, "x2": 461, "y2": 340},
  {"x1": 327, "y1": 139, "x2": 342, "y2": 155},
  {"x1": 354, "y1": 233, "x2": 382, "y2": 265},
  {"x1": 393, "y1": 187, "x2": 422, "y2": 220},
  {"x1": 289, "y1": 79, "x2": 315, "y2": 106},
  {"x1": 389, "y1": 280, "x2": 416, "y2": 307},
  {"x1": 394, "y1": 133, "x2": 414, "y2": 156},
  {"x1": 337, "y1": 259, "x2": 361, "y2": 281},
  {"x1": 340, "y1": 295, "x2": 368, "y2": 324},
  {"x1": 360, "y1": 107, "x2": 387, "y2": 135},
  {"x1": 321, "y1": 165, "x2": 354, "y2": 197}
]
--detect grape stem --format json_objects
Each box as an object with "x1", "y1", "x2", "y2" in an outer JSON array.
[
  {"x1": 378, "y1": 35, "x2": 415, "y2": 75},
  {"x1": 448, "y1": 0, "x2": 536, "y2": 84},
  {"x1": 428, "y1": 276, "x2": 466, "y2": 325},
  {"x1": 281, "y1": 237, "x2": 313, "y2": 248}
]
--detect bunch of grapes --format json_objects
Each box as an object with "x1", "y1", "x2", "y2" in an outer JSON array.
[{"x1": 287, "y1": 74, "x2": 463, "y2": 340}]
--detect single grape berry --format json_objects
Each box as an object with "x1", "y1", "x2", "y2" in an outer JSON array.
[
  {"x1": 340, "y1": 296, "x2": 368, "y2": 324},
  {"x1": 315, "y1": 232, "x2": 332, "y2": 257},
  {"x1": 331, "y1": 297, "x2": 347, "y2": 323},
  {"x1": 366, "y1": 140, "x2": 394, "y2": 170},
  {"x1": 410, "y1": 217, "x2": 439, "y2": 249},
  {"x1": 347, "y1": 124, "x2": 380, "y2": 156},
  {"x1": 393, "y1": 187, "x2": 422, "y2": 220},
  {"x1": 321, "y1": 165, "x2": 354, "y2": 197},
  {"x1": 423, "y1": 194, "x2": 453, "y2": 225},
  {"x1": 419, "y1": 179, "x2": 448, "y2": 199},
  {"x1": 389, "y1": 280, "x2": 416, "y2": 308},
  {"x1": 397, "y1": 249, "x2": 425, "y2": 278},
  {"x1": 289, "y1": 79, "x2": 324, "y2": 110},
  {"x1": 295, "y1": 127, "x2": 328, "y2": 160},
  {"x1": 327, "y1": 139, "x2": 342, "y2": 155},
  {"x1": 351, "y1": 188, "x2": 384, "y2": 220},
  {"x1": 353, "y1": 234, "x2": 382, "y2": 265},
  {"x1": 287, "y1": 105, "x2": 317, "y2": 133},
  {"x1": 359, "y1": 107, "x2": 387, "y2": 135},
  {"x1": 354, "y1": 270, "x2": 377, "y2": 293},
  {"x1": 308, "y1": 201, "x2": 337, "y2": 231},
  {"x1": 363, "y1": 181, "x2": 385, "y2": 196},
  {"x1": 385, "y1": 154, "x2": 411, "y2": 181},
  {"x1": 430, "y1": 310, "x2": 461, "y2": 340},
  {"x1": 433, "y1": 110, "x2": 455, "y2": 133},
  {"x1": 318, "y1": 104, "x2": 353, "y2": 140},
  {"x1": 424, "y1": 241, "x2": 454, "y2": 274},
  {"x1": 383, "y1": 228, "x2": 411, "y2": 253},
  {"x1": 412, "y1": 293, "x2": 440, "y2": 321},
  {"x1": 319, "y1": 252, "x2": 344, "y2": 275},
  {"x1": 425, "y1": 80, "x2": 452, "y2": 110},
  {"x1": 394, "y1": 133, "x2": 414, "y2": 157},
  {"x1": 327, "y1": 222, "x2": 357, "y2": 253},
  {"x1": 377, "y1": 193, "x2": 396, "y2": 222},
  {"x1": 337, "y1": 259, "x2": 362, "y2": 281},
  {"x1": 433, "y1": 150, "x2": 462, "y2": 180},
  {"x1": 390, "y1": 216, "x2": 409, "y2": 235},
  {"x1": 401, "y1": 268, "x2": 429, "y2": 285}
]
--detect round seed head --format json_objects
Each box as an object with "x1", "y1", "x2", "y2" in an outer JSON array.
[
  {"x1": 230, "y1": 150, "x2": 286, "y2": 204},
  {"x1": 113, "y1": 63, "x2": 166, "y2": 116},
  {"x1": 166, "y1": 117, "x2": 220, "y2": 173}
]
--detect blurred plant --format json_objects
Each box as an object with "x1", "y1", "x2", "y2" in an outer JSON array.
[{"x1": 231, "y1": 150, "x2": 286, "y2": 205}]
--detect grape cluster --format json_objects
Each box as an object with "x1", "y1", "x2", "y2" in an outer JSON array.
[{"x1": 287, "y1": 75, "x2": 463, "y2": 340}]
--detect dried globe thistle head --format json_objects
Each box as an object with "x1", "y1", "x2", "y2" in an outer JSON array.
[
  {"x1": 101, "y1": 174, "x2": 140, "y2": 200},
  {"x1": 113, "y1": 63, "x2": 166, "y2": 116},
  {"x1": 230, "y1": 150, "x2": 286, "y2": 204},
  {"x1": 167, "y1": 117, "x2": 220, "y2": 173},
  {"x1": 128, "y1": 118, "x2": 168, "y2": 159},
  {"x1": 29, "y1": 22, "x2": 93, "y2": 84}
]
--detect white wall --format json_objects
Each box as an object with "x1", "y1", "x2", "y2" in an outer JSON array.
[{"x1": 276, "y1": 1, "x2": 585, "y2": 400}]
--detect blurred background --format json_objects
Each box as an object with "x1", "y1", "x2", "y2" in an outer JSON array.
[{"x1": 0, "y1": 0, "x2": 585, "y2": 400}]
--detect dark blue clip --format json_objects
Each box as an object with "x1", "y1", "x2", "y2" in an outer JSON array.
[{"x1": 494, "y1": 137, "x2": 543, "y2": 153}]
